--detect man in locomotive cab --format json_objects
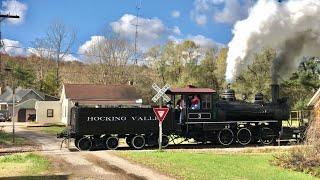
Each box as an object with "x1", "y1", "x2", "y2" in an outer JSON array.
[
  {"x1": 191, "y1": 95, "x2": 201, "y2": 110},
  {"x1": 176, "y1": 95, "x2": 186, "y2": 124}
]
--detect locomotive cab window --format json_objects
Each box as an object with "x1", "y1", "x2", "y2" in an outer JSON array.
[{"x1": 201, "y1": 94, "x2": 211, "y2": 109}]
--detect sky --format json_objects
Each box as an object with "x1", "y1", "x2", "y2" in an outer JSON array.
[{"x1": 0, "y1": 0, "x2": 254, "y2": 61}]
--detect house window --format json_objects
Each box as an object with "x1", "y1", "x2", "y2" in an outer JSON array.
[{"x1": 47, "y1": 109, "x2": 54, "y2": 117}]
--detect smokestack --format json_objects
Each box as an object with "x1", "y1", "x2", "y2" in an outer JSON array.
[{"x1": 271, "y1": 84, "x2": 279, "y2": 103}]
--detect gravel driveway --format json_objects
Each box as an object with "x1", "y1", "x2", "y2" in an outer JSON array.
[{"x1": 1, "y1": 123, "x2": 174, "y2": 180}]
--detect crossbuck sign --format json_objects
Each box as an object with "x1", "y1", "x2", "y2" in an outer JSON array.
[{"x1": 152, "y1": 83, "x2": 171, "y2": 103}]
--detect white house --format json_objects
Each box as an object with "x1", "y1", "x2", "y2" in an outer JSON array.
[
  {"x1": 0, "y1": 86, "x2": 58, "y2": 122},
  {"x1": 60, "y1": 84, "x2": 143, "y2": 125}
]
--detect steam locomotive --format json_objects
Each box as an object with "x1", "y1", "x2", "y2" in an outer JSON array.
[{"x1": 58, "y1": 84, "x2": 304, "y2": 151}]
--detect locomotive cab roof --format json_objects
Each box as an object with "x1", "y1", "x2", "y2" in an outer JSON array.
[{"x1": 166, "y1": 85, "x2": 216, "y2": 95}]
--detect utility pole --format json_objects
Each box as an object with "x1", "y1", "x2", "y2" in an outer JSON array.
[
  {"x1": 0, "y1": 14, "x2": 19, "y2": 86},
  {"x1": 134, "y1": 0, "x2": 141, "y2": 65},
  {"x1": 1, "y1": 14, "x2": 19, "y2": 144}
]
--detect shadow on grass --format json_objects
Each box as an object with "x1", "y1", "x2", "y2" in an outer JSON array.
[{"x1": 0, "y1": 175, "x2": 69, "y2": 180}]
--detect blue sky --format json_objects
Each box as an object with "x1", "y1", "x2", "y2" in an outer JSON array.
[{"x1": 1, "y1": 0, "x2": 253, "y2": 60}]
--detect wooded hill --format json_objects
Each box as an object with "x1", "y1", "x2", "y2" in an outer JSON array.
[{"x1": 0, "y1": 40, "x2": 319, "y2": 109}]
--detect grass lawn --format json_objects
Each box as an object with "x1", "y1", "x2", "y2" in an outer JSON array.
[
  {"x1": 118, "y1": 151, "x2": 316, "y2": 180},
  {"x1": 0, "y1": 131, "x2": 31, "y2": 147},
  {"x1": 25, "y1": 126, "x2": 66, "y2": 136},
  {"x1": 0, "y1": 153, "x2": 52, "y2": 178},
  {"x1": 38, "y1": 126, "x2": 66, "y2": 136}
]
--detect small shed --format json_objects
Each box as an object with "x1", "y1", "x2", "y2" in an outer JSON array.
[{"x1": 308, "y1": 88, "x2": 320, "y2": 122}]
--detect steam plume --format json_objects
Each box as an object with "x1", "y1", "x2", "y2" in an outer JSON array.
[{"x1": 226, "y1": 0, "x2": 320, "y2": 83}]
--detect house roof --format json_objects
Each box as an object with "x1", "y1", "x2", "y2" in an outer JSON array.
[
  {"x1": 63, "y1": 84, "x2": 141, "y2": 101},
  {"x1": 166, "y1": 86, "x2": 216, "y2": 94},
  {"x1": 308, "y1": 88, "x2": 320, "y2": 107},
  {"x1": 15, "y1": 99, "x2": 38, "y2": 109},
  {"x1": 0, "y1": 86, "x2": 45, "y2": 103}
]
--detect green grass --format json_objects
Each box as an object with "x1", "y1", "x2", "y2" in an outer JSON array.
[
  {"x1": 0, "y1": 153, "x2": 51, "y2": 177},
  {"x1": 39, "y1": 126, "x2": 66, "y2": 135},
  {"x1": 118, "y1": 151, "x2": 316, "y2": 180},
  {"x1": 0, "y1": 131, "x2": 30, "y2": 147}
]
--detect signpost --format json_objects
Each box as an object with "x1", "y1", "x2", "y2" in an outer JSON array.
[{"x1": 152, "y1": 83, "x2": 170, "y2": 150}]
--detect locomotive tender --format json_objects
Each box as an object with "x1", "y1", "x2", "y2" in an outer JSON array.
[{"x1": 58, "y1": 84, "x2": 302, "y2": 151}]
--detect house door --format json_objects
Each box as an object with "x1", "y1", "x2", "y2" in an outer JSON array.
[{"x1": 18, "y1": 109, "x2": 26, "y2": 122}]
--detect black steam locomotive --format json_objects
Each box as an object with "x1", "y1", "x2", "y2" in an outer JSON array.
[{"x1": 58, "y1": 84, "x2": 304, "y2": 151}]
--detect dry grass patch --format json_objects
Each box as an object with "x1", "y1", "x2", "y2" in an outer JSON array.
[{"x1": 0, "y1": 153, "x2": 52, "y2": 177}]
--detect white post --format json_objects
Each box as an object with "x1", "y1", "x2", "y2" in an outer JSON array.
[
  {"x1": 159, "y1": 97, "x2": 162, "y2": 151},
  {"x1": 12, "y1": 88, "x2": 15, "y2": 143}
]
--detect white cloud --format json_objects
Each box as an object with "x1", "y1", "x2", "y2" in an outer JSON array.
[
  {"x1": 168, "y1": 35, "x2": 183, "y2": 44},
  {"x1": 28, "y1": 47, "x2": 79, "y2": 61},
  {"x1": 190, "y1": 0, "x2": 252, "y2": 25},
  {"x1": 214, "y1": 0, "x2": 252, "y2": 24},
  {"x1": 110, "y1": 14, "x2": 171, "y2": 50},
  {"x1": 78, "y1": 36, "x2": 106, "y2": 54},
  {"x1": 63, "y1": 54, "x2": 79, "y2": 61},
  {"x1": 172, "y1": 26, "x2": 181, "y2": 35},
  {"x1": 171, "y1": 10, "x2": 180, "y2": 18},
  {"x1": 169, "y1": 34, "x2": 225, "y2": 49},
  {"x1": 1, "y1": 0, "x2": 27, "y2": 24},
  {"x1": 193, "y1": 14, "x2": 207, "y2": 25},
  {"x1": 2, "y1": 39, "x2": 25, "y2": 56},
  {"x1": 187, "y1": 35, "x2": 225, "y2": 49}
]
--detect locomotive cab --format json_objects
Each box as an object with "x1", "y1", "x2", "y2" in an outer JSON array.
[{"x1": 166, "y1": 86, "x2": 218, "y2": 129}]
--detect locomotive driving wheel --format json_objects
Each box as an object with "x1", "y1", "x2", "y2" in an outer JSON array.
[
  {"x1": 159, "y1": 135, "x2": 170, "y2": 148},
  {"x1": 260, "y1": 127, "x2": 275, "y2": 145},
  {"x1": 77, "y1": 137, "x2": 92, "y2": 151},
  {"x1": 105, "y1": 136, "x2": 119, "y2": 150},
  {"x1": 218, "y1": 128, "x2": 234, "y2": 146},
  {"x1": 237, "y1": 128, "x2": 252, "y2": 145},
  {"x1": 131, "y1": 135, "x2": 145, "y2": 150}
]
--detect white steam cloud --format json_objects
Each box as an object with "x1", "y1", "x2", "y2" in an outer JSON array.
[{"x1": 226, "y1": 0, "x2": 320, "y2": 83}]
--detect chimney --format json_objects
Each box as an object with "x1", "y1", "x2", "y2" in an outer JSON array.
[{"x1": 271, "y1": 84, "x2": 279, "y2": 103}]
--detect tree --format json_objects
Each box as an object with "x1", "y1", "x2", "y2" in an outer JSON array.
[
  {"x1": 281, "y1": 57, "x2": 320, "y2": 109},
  {"x1": 198, "y1": 48, "x2": 228, "y2": 91},
  {"x1": 232, "y1": 48, "x2": 275, "y2": 101},
  {"x1": 83, "y1": 33, "x2": 134, "y2": 85},
  {"x1": 40, "y1": 68, "x2": 60, "y2": 96},
  {"x1": 41, "y1": 21, "x2": 75, "y2": 89}
]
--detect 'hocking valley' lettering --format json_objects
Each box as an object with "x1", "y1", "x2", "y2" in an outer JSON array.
[{"x1": 87, "y1": 116, "x2": 157, "y2": 122}]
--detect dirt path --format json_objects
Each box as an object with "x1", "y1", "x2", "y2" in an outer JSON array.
[{"x1": 1, "y1": 123, "x2": 175, "y2": 180}]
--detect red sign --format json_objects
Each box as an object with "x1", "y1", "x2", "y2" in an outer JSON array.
[{"x1": 153, "y1": 107, "x2": 169, "y2": 123}]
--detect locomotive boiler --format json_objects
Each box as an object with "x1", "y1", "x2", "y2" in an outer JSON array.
[{"x1": 58, "y1": 84, "x2": 301, "y2": 151}]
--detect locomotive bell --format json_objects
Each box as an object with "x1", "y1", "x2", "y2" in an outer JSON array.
[{"x1": 222, "y1": 89, "x2": 236, "y2": 101}]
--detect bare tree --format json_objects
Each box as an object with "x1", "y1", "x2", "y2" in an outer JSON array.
[
  {"x1": 83, "y1": 33, "x2": 134, "y2": 85},
  {"x1": 43, "y1": 21, "x2": 76, "y2": 86}
]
